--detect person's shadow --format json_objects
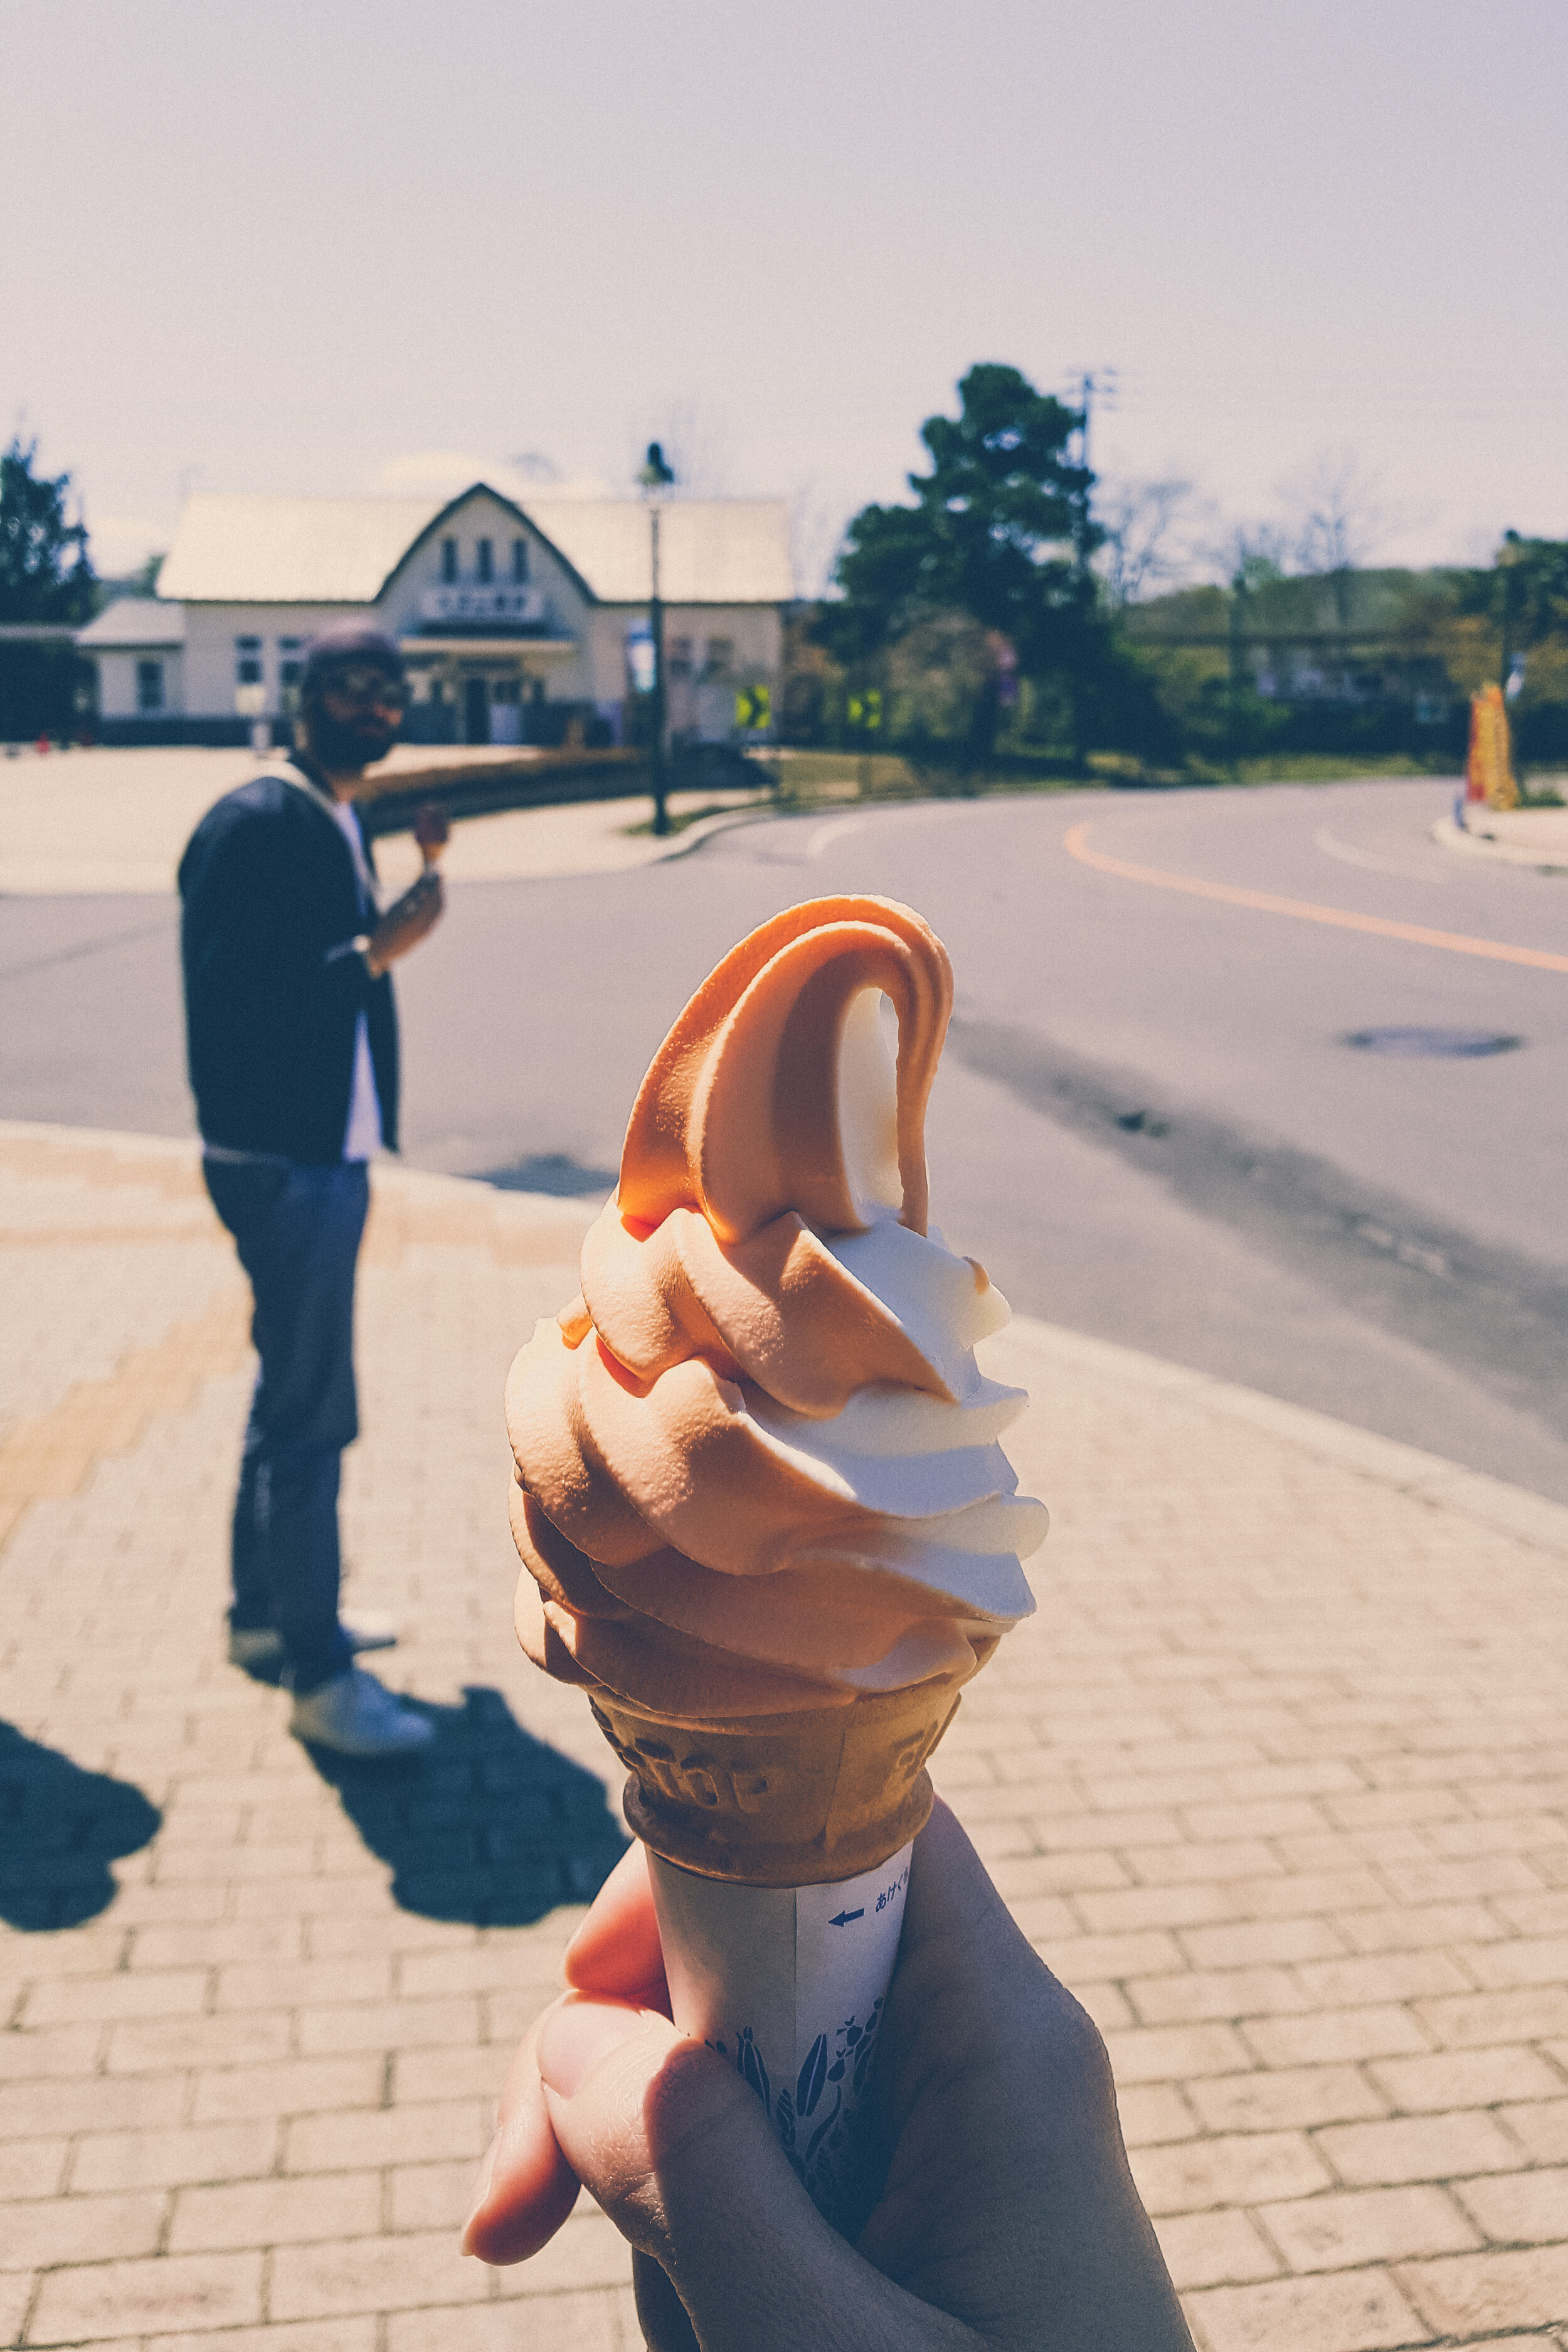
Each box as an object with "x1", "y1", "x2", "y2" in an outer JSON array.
[
  {"x1": 302, "y1": 1685, "x2": 628, "y2": 1925},
  {"x1": 0, "y1": 1721, "x2": 162, "y2": 1931}
]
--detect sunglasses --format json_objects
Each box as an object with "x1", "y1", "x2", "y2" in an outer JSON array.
[{"x1": 319, "y1": 669, "x2": 410, "y2": 711}]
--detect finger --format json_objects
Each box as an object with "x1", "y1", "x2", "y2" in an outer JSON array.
[
  {"x1": 864, "y1": 1806, "x2": 1195, "y2": 2347},
  {"x1": 460, "y1": 2004, "x2": 581, "y2": 2265},
  {"x1": 901, "y1": 1795, "x2": 1018, "y2": 1961},
  {"x1": 461, "y1": 1833, "x2": 672, "y2": 2270},
  {"x1": 632, "y1": 2251, "x2": 701, "y2": 2352},
  {"x1": 538, "y1": 1994, "x2": 922, "y2": 2349},
  {"x1": 563, "y1": 1840, "x2": 668, "y2": 2005}
]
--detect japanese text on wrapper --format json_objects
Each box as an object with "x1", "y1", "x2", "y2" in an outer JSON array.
[{"x1": 875, "y1": 1863, "x2": 911, "y2": 1914}]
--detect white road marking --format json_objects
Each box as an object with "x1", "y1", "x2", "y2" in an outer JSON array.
[{"x1": 806, "y1": 815, "x2": 871, "y2": 858}]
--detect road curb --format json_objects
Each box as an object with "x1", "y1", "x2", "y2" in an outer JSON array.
[{"x1": 1432, "y1": 811, "x2": 1568, "y2": 873}]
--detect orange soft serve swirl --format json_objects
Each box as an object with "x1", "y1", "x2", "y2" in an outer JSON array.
[{"x1": 505, "y1": 898, "x2": 1046, "y2": 1723}]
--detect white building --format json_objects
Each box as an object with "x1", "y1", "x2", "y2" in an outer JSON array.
[
  {"x1": 80, "y1": 483, "x2": 792, "y2": 747},
  {"x1": 75, "y1": 598, "x2": 186, "y2": 725}
]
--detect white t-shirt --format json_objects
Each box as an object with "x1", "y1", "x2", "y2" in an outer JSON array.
[{"x1": 327, "y1": 798, "x2": 383, "y2": 1162}]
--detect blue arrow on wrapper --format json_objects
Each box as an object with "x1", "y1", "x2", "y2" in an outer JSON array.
[{"x1": 829, "y1": 1907, "x2": 864, "y2": 1926}]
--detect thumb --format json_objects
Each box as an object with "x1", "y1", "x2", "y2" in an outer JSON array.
[{"x1": 536, "y1": 1995, "x2": 911, "y2": 2352}]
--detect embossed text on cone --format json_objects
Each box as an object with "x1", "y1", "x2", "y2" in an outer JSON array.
[{"x1": 589, "y1": 1680, "x2": 963, "y2": 1885}]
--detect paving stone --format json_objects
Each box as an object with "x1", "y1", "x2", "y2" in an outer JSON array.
[
  {"x1": 1413, "y1": 1986, "x2": 1568, "y2": 2050},
  {"x1": 0, "y1": 2186, "x2": 167, "y2": 2270},
  {"x1": 1454, "y1": 2168, "x2": 1568, "y2": 2247},
  {"x1": 1258, "y1": 2183, "x2": 1481, "y2": 2272},
  {"x1": 141, "y1": 2323, "x2": 376, "y2": 2352},
  {"x1": 1184, "y1": 2266, "x2": 1430, "y2": 2351},
  {"x1": 71, "y1": 2120, "x2": 279, "y2": 2195},
  {"x1": 1369, "y1": 2047, "x2": 1566, "y2": 2114},
  {"x1": 189, "y1": 2056, "x2": 383, "y2": 2125},
  {"x1": 384, "y1": 2294, "x2": 627, "y2": 2351},
  {"x1": 283, "y1": 2100, "x2": 489, "y2": 2176},
  {"x1": 0, "y1": 2140, "x2": 68, "y2": 2201},
  {"x1": 1498, "y1": 2099, "x2": 1568, "y2": 2167},
  {"x1": 1317, "y1": 2110, "x2": 1525, "y2": 2189},
  {"x1": 1187, "y1": 2065, "x2": 1389, "y2": 2136},
  {"x1": 269, "y1": 2228, "x2": 492, "y2": 2321},
  {"x1": 1131, "y1": 2128, "x2": 1333, "y2": 2215},
  {"x1": 1397, "y1": 2242, "x2": 1568, "y2": 2335},
  {"x1": 1154, "y1": 2206, "x2": 1281, "y2": 2291},
  {"x1": 26, "y1": 2249, "x2": 265, "y2": 2343},
  {"x1": 0, "y1": 2072, "x2": 188, "y2": 2142}
]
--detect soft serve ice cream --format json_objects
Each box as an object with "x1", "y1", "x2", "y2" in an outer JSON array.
[{"x1": 505, "y1": 896, "x2": 1046, "y2": 1882}]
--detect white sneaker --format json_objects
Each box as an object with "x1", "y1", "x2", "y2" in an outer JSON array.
[
  {"x1": 289, "y1": 1668, "x2": 434, "y2": 1757},
  {"x1": 230, "y1": 1611, "x2": 399, "y2": 1675}
]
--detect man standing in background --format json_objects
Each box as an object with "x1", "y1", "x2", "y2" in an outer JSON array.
[{"x1": 179, "y1": 628, "x2": 442, "y2": 1756}]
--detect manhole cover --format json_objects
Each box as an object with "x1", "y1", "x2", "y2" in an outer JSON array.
[{"x1": 1345, "y1": 1027, "x2": 1523, "y2": 1058}]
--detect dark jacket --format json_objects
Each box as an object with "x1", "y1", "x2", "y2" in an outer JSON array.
[{"x1": 178, "y1": 768, "x2": 399, "y2": 1164}]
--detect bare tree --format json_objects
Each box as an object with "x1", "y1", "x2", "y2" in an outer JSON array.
[
  {"x1": 788, "y1": 478, "x2": 840, "y2": 601},
  {"x1": 1279, "y1": 449, "x2": 1384, "y2": 620},
  {"x1": 1187, "y1": 514, "x2": 1291, "y2": 591},
  {"x1": 1097, "y1": 476, "x2": 1196, "y2": 605}
]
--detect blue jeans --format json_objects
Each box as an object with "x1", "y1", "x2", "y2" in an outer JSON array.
[{"x1": 204, "y1": 1158, "x2": 369, "y2": 1695}]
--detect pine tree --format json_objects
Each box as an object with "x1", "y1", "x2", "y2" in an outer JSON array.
[{"x1": 0, "y1": 435, "x2": 97, "y2": 624}]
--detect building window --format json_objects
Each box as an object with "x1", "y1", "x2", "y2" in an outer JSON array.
[
  {"x1": 511, "y1": 538, "x2": 529, "y2": 584},
  {"x1": 477, "y1": 538, "x2": 494, "y2": 584},
  {"x1": 136, "y1": 659, "x2": 164, "y2": 712},
  {"x1": 669, "y1": 636, "x2": 694, "y2": 679},
  {"x1": 235, "y1": 636, "x2": 263, "y2": 686},
  {"x1": 703, "y1": 637, "x2": 734, "y2": 679},
  {"x1": 441, "y1": 537, "x2": 457, "y2": 583}
]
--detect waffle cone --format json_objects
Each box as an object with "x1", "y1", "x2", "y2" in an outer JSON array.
[{"x1": 586, "y1": 1677, "x2": 965, "y2": 1886}]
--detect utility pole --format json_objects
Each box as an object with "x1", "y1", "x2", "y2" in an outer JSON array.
[
  {"x1": 1067, "y1": 367, "x2": 1114, "y2": 771},
  {"x1": 1228, "y1": 564, "x2": 1249, "y2": 776},
  {"x1": 638, "y1": 440, "x2": 676, "y2": 835}
]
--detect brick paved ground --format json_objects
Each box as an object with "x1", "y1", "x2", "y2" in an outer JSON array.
[{"x1": 3, "y1": 1121, "x2": 1566, "y2": 2351}]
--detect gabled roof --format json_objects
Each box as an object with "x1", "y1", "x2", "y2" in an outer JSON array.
[
  {"x1": 158, "y1": 494, "x2": 446, "y2": 604},
  {"x1": 77, "y1": 597, "x2": 187, "y2": 649},
  {"x1": 524, "y1": 495, "x2": 794, "y2": 604},
  {"x1": 156, "y1": 486, "x2": 794, "y2": 608}
]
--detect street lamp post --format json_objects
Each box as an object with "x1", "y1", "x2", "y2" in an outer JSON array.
[{"x1": 638, "y1": 440, "x2": 677, "y2": 835}]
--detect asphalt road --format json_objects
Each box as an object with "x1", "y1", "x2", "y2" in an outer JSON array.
[{"x1": 5, "y1": 776, "x2": 1566, "y2": 1503}]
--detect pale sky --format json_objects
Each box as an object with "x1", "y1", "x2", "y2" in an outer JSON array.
[{"x1": 5, "y1": 0, "x2": 1565, "y2": 589}]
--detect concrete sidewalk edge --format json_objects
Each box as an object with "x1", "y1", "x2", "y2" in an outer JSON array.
[
  {"x1": 1008, "y1": 1315, "x2": 1568, "y2": 1562},
  {"x1": 8, "y1": 1115, "x2": 1565, "y2": 1557}
]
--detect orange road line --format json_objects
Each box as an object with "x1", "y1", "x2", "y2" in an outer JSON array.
[{"x1": 1062, "y1": 822, "x2": 1568, "y2": 975}]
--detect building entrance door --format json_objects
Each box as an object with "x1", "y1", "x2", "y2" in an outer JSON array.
[{"x1": 463, "y1": 677, "x2": 490, "y2": 744}]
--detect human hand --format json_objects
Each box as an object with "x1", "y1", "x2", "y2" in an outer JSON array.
[
  {"x1": 463, "y1": 1799, "x2": 1194, "y2": 2352},
  {"x1": 365, "y1": 869, "x2": 443, "y2": 975}
]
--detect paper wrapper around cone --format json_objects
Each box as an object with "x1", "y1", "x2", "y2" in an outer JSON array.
[
  {"x1": 649, "y1": 1840, "x2": 914, "y2": 2230},
  {"x1": 585, "y1": 1676, "x2": 965, "y2": 1887}
]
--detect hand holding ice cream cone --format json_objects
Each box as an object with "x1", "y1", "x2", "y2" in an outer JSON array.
[
  {"x1": 464, "y1": 1806, "x2": 1195, "y2": 2351},
  {"x1": 502, "y1": 896, "x2": 1047, "y2": 2227},
  {"x1": 413, "y1": 800, "x2": 450, "y2": 868}
]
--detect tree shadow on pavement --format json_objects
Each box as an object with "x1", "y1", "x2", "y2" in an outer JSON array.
[
  {"x1": 0, "y1": 1721, "x2": 162, "y2": 1931},
  {"x1": 303, "y1": 1683, "x2": 628, "y2": 1926}
]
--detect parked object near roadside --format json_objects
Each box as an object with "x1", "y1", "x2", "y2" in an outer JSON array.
[{"x1": 1466, "y1": 682, "x2": 1518, "y2": 812}]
